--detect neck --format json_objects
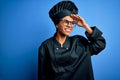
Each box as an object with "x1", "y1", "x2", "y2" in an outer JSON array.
[{"x1": 55, "y1": 32, "x2": 67, "y2": 47}]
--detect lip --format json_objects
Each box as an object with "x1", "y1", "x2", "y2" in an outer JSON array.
[{"x1": 65, "y1": 28, "x2": 72, "y2": 33}]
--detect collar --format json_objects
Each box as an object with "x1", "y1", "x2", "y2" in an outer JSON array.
[{"x1": 53, "y1": 33, "x2": 70, "y2": 49}]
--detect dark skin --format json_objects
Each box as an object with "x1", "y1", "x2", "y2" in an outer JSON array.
[
  {"x1": 70, "y1": 14, "x2": 93, "y2": 34},
  {"x1": 55, "y1": 14, "x2": 93, "y2": 47}
]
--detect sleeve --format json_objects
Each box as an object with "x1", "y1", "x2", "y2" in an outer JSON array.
[
  {"x1": 85, "y1": 26, "x2": 106, "y2": 55},
  {"x1": 38, "y1": 43, "x2": 46, "y2": 80}
]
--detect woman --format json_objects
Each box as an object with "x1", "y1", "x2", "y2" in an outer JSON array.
[{"x1": 38, "y1": 1, "x2": 106, "y2": 80}]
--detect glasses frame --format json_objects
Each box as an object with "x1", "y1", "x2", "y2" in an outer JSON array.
[{"x1": 60, "y1": 19, "x2": 76, "y2": 27}]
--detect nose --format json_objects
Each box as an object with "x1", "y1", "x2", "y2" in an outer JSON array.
[{"x1": 67, "y1": 22, "x2": 74, "y2": 28}]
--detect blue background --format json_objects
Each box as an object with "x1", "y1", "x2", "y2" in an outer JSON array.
[{"x1": 0, "y1": 0, "x2": 120, "y2": 80}]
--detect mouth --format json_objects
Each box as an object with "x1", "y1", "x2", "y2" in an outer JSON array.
[{"x1": 65, "y1": 28, "x2": 72, "y2": 33}]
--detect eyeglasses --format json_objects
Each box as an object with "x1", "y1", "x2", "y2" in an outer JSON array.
[{"x1": 60, "y1": 19, "x2": 76, "y2": 27}]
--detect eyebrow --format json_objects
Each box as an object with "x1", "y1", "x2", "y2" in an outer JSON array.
[{"x1": 61, "y1": 19, "x2": 74, "y2": 22}]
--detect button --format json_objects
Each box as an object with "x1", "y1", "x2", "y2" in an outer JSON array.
[
  {"x1": 66, "y1": 48, "x2": 68, "y2": 50},
  {"x1": 56, "y1": 48, "x2": 59, "y2": 50}
]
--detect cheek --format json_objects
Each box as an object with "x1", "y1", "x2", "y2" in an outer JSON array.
[
  {"x1": 58, "y1": 27, "x2": 63, "y2": 32},
  {"x1": 57, "y1": 25, "x2": 64, "y2": 31}
]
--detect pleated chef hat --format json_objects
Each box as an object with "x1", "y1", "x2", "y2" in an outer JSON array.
[{"x1": 49, "y1": 0, "x2": 78, "y2": 25}]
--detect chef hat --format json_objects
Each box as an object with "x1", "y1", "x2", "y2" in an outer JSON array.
[{"x1": 49, "y1": 0, "x2": 78, "y2": 25}]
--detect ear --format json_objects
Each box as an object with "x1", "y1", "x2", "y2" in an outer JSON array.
[{"x1": 56, "y1": 25, "x2": 58, "y2": 28}]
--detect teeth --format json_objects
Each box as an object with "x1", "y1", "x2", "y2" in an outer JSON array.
[{"x1": 66, "y1": 29, "x2": 71, "y2": 31}]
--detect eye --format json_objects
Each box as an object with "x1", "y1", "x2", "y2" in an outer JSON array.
[
  {"x1": 64, "y1": 20, "x2": 73, "y2": 24},
  {"x1": 60, "y1": 19, "x2": 75, "y2": 27},
  {"x1": 62, "y1": 20, "x2": 67, "y2": 22}
]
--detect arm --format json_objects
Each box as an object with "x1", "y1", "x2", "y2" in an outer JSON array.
[
  {"x1": 38, "y1": 43, "x2": 46, "y2": 80},
  {"x1": 70, "y1": 14, "x2": 93, "y2": 34},
  {"x1": 71, "y1": 14, "x2": 106, "y2": 55},
  {"x1": 85, "y1": 27, "x2": 106, "y2": 55}
]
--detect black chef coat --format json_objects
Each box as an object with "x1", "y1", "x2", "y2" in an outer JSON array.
[{"x1": 38, "y1": 27, "x2": 106, "y2": 80}]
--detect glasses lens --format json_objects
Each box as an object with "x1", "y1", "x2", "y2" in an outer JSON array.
[{"x1": 61, "y1": 20, "x2": 75, "y2": 27}]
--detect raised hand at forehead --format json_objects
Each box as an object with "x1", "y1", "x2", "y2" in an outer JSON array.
[{"x1": 70, "y1": 14, "x2": 87, "y2": 27}]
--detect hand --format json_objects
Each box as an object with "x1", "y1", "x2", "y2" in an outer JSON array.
[
  {"x1": 70, "y1": 14, "x2": 87, "y2": 27},
  {"x1": 70, "y1": 14, "x2": 93, "y2": 34}
]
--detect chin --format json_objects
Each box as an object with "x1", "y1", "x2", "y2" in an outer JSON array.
[{"x1": 65, "y1": 33, "x2": 70, "y2": 36}]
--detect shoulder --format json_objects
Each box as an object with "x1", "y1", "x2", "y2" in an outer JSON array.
[
  {"x1": 70, "y1": 35, "x2": 86, "y2": 41},
  {"x1": 70, "y1": 35, "x2": 88, "y2": 44},
  {"x1": 38, "y1": 37, "x2": 54, "y2": 54},
  {"x1": 43, "y1": 37, "x2": 53, "y2": 44},
  {"x1": 39, "y1": 37, "x2": 54, "y2": 48},
  {"x1": 70, "y1": 35, "x2": 83, "y2": 38}
]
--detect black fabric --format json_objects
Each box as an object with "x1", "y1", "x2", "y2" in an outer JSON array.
[
  {"x1": 49, "y1": 1, "x2": 78, "y2": 25},
  {"x1": 51, "y1": 10, "x2": 71, "y2": 26},
  {"x1": 38, "y1": 27, "x2": 106, "y2": 80}
]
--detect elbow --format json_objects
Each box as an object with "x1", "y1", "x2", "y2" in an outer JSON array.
[
  {"x1": 91, "y1": 39, "x2": 106, "y2": 55},
  {"x1": 96, "y1": 40, "x2": 106, "y2": 55},
  {"x1": 101, "y1": 38, "x2": 106, "y2": 50}
]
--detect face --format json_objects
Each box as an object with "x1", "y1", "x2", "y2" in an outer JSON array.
[{"x1": 56, "y1": 16, "x2": 75, "y2": 36}]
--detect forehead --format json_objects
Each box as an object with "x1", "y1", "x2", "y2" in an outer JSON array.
[{"x1": 61, "y1": 16, "x2": 73, "y2": 21}]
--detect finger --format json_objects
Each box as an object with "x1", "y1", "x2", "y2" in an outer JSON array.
[
  {"x1": 71, "y1": 14, "x2": 83, "y2": 21},
  {"x1": 70, "y1": 14, "x2": 78, "y2": 18},
  {"x1": 75, "y1": 15, "x2": 84, "y2": 20}
]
